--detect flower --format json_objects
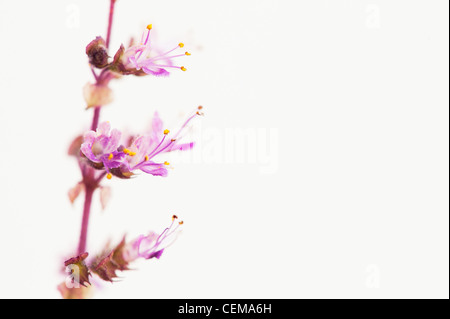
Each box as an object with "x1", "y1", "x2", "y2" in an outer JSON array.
[
  {"x1": 79, "y1": 107, "x2": 202, "y2": 179},
  {"x1": 123, "y1": 215, "x2": 184, "y2": 263},
  {"x1": 80, "y1": 122, "x2": 125, "y2": 172},
  {"x1": 122, "y1": 108, "x2": 200, "y2": 177},
  {"x1": 120, "y1": 24, "x2": 190, "y2": 76}
]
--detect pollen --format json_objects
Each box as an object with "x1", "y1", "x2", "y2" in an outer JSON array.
[
  {"x1": 179, "y1": 221, "x2": 184, "y2": 225},
  {"x1": 146, "y1": 24, "x2": 153, "y2": 30},
  {"x1": 106, "y1": 173, "x2": 112, "y2": 180},
  {"x1": 172, "y1": 215, "x2": 178, "y2": 221},
  {"x1": 145, "y1": 155, "x2": 149, "y2": 161},
  {"x1": 123, "y1": 148, "x2": 130, "y2": 155},
  {"x1": 178, "y1": 43, "x2": 184, "y2": 48},
  {"x1": 164, "y1": 129, "x2": 170, "y2": 135},
  {"x1": 108, "y1": 153, "x2": 113, "y2": 160},
  {"x1": 164, "y1": 161, "x2": 170, "y2": 166},
  {"x1": 129, "y1": 151, "x2": 137, "y2": 156},
  {"x1": 181, "y1": 66, "x2": 187, "y2": 72},
  {"x1": 185, "y1": 52, "x2": 191, "y2": 56}
]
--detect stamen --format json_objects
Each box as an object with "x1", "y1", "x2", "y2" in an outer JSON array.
[
  {"x1": 106, "y1": 173, "x2": 112, "y2": 180},
  {"x1": 145, "y1": 155, "x2": 149, "y2": 161},
  {"x1": 185, "y1": 52, "x2": 191, "y2": 56},
  {"x1": 172, "y1": 111, "x2": 200, "y2": 141},
  {"x1": 147, "y1": 44, "x2": 184, "y2": 62},
  {"x1": 164, "y1": 161, "x2": 170, "y2": 166},
  {"x1": 150, "y1": 64, "x2": 185, "y2": 69},
  {"x1": 172, "y1": 215, "x2": 178, "y2": 221},
  {"x1": 164, "y1": 129, "x2": 170, "y2": 135},
  {"x1": 179, "y1": 221, "x2": 184, "y2": 225},
  {"x1": 123, "y1": 148, "x2": 130, "y2": 155},
  {"x1": 108, "y1": 153, "x2": 113, "y2": 160},
  {"x1": 129, "y1": 151, "x2": 137, "y2": 156},
  {"x1": 181, "y1": 66, "x2": 187, "y2": 71},
  {"x1": 146, "y1": 24, "x2": 153, "y2": 30},
  {"x1": 147, "y1": 134, "x2": 168, "y2": 158},
  {"x1": 150, "y1": 139, "x2": 176, "y2": 158},
  {"x1": 178, "y1": 43, "x2": 184, "y2": 48}
]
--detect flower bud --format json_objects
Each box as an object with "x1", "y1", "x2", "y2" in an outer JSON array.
[{"x1": 86, "y1": 37, "x2": 109, "y2": 68}]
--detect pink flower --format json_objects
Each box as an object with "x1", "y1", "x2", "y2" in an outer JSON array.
[
  {"x1": 122, "y1": 24, "x2": 190, "y2": 76},
  {"x1": 80, "y1": 122, "x2": 125, "y2": 171},
  {"x1": 79, "y1": 107, "x2": 202, "y2": 179},
  {"x1": 123, "y1": 215, "x2": 184, "y2": 263},
  {"x1": 122, "y1": 108, "x2": 201, "y2": 177}
]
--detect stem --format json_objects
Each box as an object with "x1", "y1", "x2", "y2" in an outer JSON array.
[
  {"x1": 77, "y1": 186, "x2": 94, "y2": 254},
  {"x1": 105, "y1": 0, "x2": 116, "y2": 49},
  {"x1": 91, "y1": 107, "x2": 101, "y2": 131},
  {"x1": 90, "y1": 0, "x2": 116, "y2": 132},
  {"x1": 77, "y1": 0, "x2": 117, "y2": 256}
]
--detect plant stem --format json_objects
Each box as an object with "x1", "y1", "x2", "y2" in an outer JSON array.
[
  {"x1": 77, "y1": 0, "x2": 117, "y2": 256},
  {"x1": 91, "y1": 0, "x2": 116, "y2": 132},
  {"x1": 105, "y1": 0, "x2": 116, "y2": 49},
  {"x1": 78, "y1": 186, "x2": 94, "y2": 254},
  {"x1": 91, "y1": 107, "x2": 101, "y2": 131}
]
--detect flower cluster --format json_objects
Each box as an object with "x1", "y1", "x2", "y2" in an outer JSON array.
[
  {"x1": 87, "y1": 24, "x2": 190, "y2": 77},
  {"x1": 59, "y1": 216, "x2": 184, "y2": 299},
  {"x1": 79, "y1": 107, "x2": 202, "y2": 180}
]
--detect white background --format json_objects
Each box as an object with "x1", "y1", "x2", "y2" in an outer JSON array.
[{"x1": 0, "y1": 0, "x2": 448, "y2": 298}]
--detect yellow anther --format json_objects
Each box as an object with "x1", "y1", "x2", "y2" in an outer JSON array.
[
  {"x1": 178, "y1": 43, "x2": 184, "y2": 48},
  {"x1": 106, "y1": 173, "x2": 112, "y2": 180},
  {"x1": 123, "y1": 148, "x2": 130, "y2": 154},
  {"x1": 145, "y1": 155, "x2": 149, "y2": 161},
  {"x1": 179, "y1": 221, "x2": 184, "y2": 225},
  {"x1": 129, "y1": 151, "x2": 137, "y2": 156},
  {"x1": 164, "y1": 129, "x2": 170, "y2": 135},
  {"x1": 172, "y1": 215, "x2": 178, "y2": 221},
  {"x1": 185, "y1": 51, "x2": 191, "y2": 56},
  {"x1": 164, "y1": 161, "x2": 170, "y2": 166},
  {"x1": 108, "y1": 153, "x2": 113, "y2": 160},
  {"x1": 181, "y1": 66, "x2": 187, "y2": 72},
  {"x1": 147, "y1": 24, "x2": 153, "y2": 30}
]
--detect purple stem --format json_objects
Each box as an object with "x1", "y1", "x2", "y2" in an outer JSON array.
[
  {"x1": 105, "y1": 0, "x2": 116, "y2": 49},
  {"x1": 91, "y1": 107, "x2": 101, "y2": 131},
  {"x1": 90, "y1": 0, "x2": 115, "y2": 131},
  {"x1": 78, "y1": 0, "x2": 117, "y2": 256},
  {"x1": 77, "y1": 186, "x2": 94, "y2": 254}
]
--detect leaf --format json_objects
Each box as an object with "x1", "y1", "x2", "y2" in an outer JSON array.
[
  {"x1": 99, "y1": 186, "x2": 111, "y2": 210},
  {"x1": 67, "y1": 135, "x2": 83, "y2": 156},
  {"x1": 68, "y1": 182, "x2": 84, "y2": 204}
]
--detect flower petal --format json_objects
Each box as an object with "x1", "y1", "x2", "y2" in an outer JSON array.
[
  {"x1": 80, "y1": 142, "x2": 102, "y2": 163},
  {"x1": 140, "y1": 165, "x2": 168, "y2": 177}
]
